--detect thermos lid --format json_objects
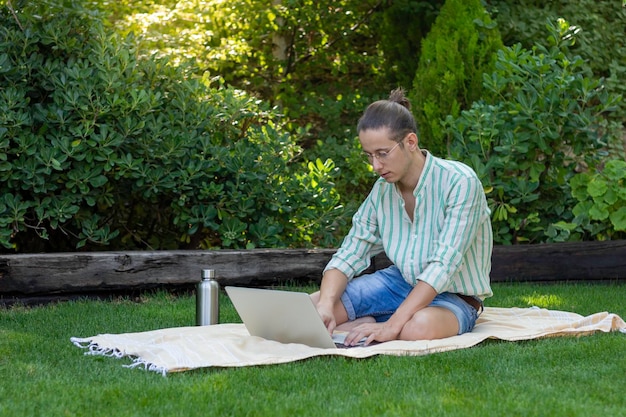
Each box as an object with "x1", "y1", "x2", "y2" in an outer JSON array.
[{"x1": 202, "y1": 269, "x2": 215, "y2": 279}]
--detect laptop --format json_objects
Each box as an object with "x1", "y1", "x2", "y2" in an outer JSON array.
[{"x1": 225, "y1": 286, "x2": 364, "y2": 349}]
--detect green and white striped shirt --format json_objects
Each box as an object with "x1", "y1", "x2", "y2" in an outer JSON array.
[{"x1": 325, "y1": 152, "x2": 493, "y2": 299}]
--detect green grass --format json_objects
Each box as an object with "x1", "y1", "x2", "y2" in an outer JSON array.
[{"x1": 1, "y1": 282, "x2": 625, "y2": 417}]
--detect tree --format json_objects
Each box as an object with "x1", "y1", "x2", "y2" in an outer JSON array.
[
  {"x1": 379, "y1": 0, "x2": 444, "y2": 88},
  {"x1": 410, "y1": 0, "x2": 503, "y2": 157}
]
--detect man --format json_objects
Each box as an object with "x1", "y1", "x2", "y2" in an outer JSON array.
[{"x1": 311, "y1": 89, "x2": 493, "y2": 346}]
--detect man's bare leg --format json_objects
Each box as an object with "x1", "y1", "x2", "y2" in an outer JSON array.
[{"x1": 399, "y1": 306, "x2": 459, "y2": 340}]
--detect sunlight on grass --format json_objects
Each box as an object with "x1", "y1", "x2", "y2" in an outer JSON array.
[{"x1": 520, "y1": 293, "x2": 565, "y2": 309}]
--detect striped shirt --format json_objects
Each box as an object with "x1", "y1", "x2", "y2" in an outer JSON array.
[{"x1": 325, "y1": 151, "x2": 493, "y2": 299}]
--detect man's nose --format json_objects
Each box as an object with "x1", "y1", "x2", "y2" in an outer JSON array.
[{"x1": 372, "y1": 157, "x2": 383, "y2": 171}]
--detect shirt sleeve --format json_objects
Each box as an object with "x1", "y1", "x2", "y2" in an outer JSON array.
[
  {"x1": 418, "y1": 173, "x2": 489, "y2": 293},
  {"x1": 323, "y1": 187, "x2": 384, "y2": 280}
]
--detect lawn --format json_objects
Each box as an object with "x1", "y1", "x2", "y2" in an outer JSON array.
[{"x1": 1, "y1": 282, "x2": 625, "y2": 417}]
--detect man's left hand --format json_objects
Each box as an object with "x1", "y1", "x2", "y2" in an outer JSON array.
[{"x1": 343, "y1": 322, "x2": 401, "y2": 346}]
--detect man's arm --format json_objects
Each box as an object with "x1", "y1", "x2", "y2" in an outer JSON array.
[
  {"x1": 381, "y1": 281, "x2": 437, "y2": 333},
  {"x1": 316, "y1": 268, "x2": 349, "y2": 334}
]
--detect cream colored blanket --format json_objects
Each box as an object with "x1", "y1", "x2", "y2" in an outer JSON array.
[{"x1": 71, "y1": 307, "x2": 626, "y2": 375}]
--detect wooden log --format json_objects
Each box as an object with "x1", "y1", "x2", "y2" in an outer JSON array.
[
  {"x1": 490, "y1": 240, "x2": 626, "y2": 282},
  {"x1": 0, "y1": 249, "x2": 336, "y2": 296},
  {"x1": 1, "y1": 240, "x2": 625, "y2": 298}
]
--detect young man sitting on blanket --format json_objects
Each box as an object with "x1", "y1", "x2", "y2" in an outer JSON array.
[{"x1": 311, "y1": 88, "x2": 493, "y2": 347}]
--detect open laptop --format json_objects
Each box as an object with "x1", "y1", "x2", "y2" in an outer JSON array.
[{"x1": 225, "y1": 286, "x2": 365, "y2": 349}]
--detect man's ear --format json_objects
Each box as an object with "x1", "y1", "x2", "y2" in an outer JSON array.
[{"x1": 406, "y1": 132, "x2": 419, "y2": 151}]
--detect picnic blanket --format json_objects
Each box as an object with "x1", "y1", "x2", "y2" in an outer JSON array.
[{"x1": 71, "y1": 307, "x2": 626, "y2": 375}]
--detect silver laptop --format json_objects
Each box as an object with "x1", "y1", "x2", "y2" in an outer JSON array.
[{"x1": 225, "y1": 286, "x2": 363, "y2": 349}]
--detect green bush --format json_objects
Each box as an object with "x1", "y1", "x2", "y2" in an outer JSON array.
[
  {"x1": 487, "y1": 0, "x2": 626, "y2": 126},
  {"x1": 411, "y1": 0, "x2": 503, "y2": 157},
  {"x1": 300, "y1": 91, "x2": 381, "y2": 204},
  {"x1": 0, "y1": 3, "x2": 347, "y2": 252},
  {"x1": 92, "y1": 0, "x2": 388, "y2": 211},
  {"x1": 550, "y1": 159, "x2": 626, "y2": 242},
  {"x1": 445, "y1": 19, "x2": 621, "y2": 244}
]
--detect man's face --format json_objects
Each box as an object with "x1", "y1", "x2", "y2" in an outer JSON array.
[{"x1": 359, "y1": 128, "x2": 407, "y2": 183}]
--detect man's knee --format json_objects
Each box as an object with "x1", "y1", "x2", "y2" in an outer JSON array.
[
  {"x1": 399, "y1": 308, "x2": 459, "y2": 340},
  {"x1": 399, "y1": 314, "x2": 435, "y2": 340}
]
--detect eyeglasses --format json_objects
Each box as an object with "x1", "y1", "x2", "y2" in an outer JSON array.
[{"x1": 363, "y1": 141, "x2": 402, "y2": 163}]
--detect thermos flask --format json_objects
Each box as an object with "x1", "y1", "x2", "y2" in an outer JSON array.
[{"x1": 196, "y1": 269, "x2": 219, "y2": 325}]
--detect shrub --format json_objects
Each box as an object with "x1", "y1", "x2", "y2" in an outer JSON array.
[
  {"x1": 550, "y1": 159, "x2": 626, "y2": 242},
  {"x1": 0, "y1": 3, "x2": 347, "y2": 252},
  {"x1": 411, "y1": 0, "x2": 503, "y2": 157},
  {"x1": 301, "y1": 91, "x2": 381, "y2": 205},
  {"x1": 91, "y1": 0, "x2": 389, "y2": 214},
  {"x1": 444, "y1": 19, "x2": 621, "y2": 244},
  {"x1": 486, "y1": 0, "x2": 626, "y2": 130}
]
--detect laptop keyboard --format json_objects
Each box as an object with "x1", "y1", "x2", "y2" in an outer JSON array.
[{"x1": 332, "y1": 332, "x2": 367, "y2": 348}]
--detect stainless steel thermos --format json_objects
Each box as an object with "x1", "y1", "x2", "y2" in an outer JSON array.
[{"x1": 196, "y1": 269, "x2": 219, "y2": 325}]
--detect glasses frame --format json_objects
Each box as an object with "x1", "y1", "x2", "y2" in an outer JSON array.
[{"x1": 363, "y1": 140, "x2": 403, "y2": 164}]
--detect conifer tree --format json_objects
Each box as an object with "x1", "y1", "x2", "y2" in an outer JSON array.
[{"x1": 411, "y1": 0, "x2": 503, "y2": 156}]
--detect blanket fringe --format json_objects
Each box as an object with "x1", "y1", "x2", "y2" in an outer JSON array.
[
  {"x1": 70, "y1": 337, "x2": 168, "y2": 376},
  {"x1": 124, "y1": 359, "x2": 167, "y2": 377}
]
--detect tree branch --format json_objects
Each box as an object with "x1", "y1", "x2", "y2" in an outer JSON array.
[
  {"x1": 293, "y1": 0, "x2": 385, "y2": 67},
  {"x1": 6, "y1": 0, "x2": 25, "y2": 31}
]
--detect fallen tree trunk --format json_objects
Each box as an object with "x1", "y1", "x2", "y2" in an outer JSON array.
[
  {"x1": 1, "y1": 241, "x2": 625, "y2": 299},
  {"x1": 490, "y1": 240, "x2": 626, "y2": 282},
  {"x1": 0, "y1": 249, "x2": 335, "y2": 296}
]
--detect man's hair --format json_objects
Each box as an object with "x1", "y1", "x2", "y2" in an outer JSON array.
[{"x1": 357, "y1": 88, "x2": 417, "y2": 142}]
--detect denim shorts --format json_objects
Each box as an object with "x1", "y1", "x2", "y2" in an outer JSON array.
[{"x1": 340, "y1": 266, "x2": 480, "y2": 335}]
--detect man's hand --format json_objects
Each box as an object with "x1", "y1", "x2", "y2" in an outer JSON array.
[
  {"x1": 343, "y1": 322, "x2": 402, "y2": 346},
  {"x1": 314, "y1": 268, "x2": 349, "y2": 335},
  {"x1": 316, "y1": 300, "x2": 337, "y2": 335},
  {"x1": 343, "y1": 281, "x2": 438, "y2": 345}
]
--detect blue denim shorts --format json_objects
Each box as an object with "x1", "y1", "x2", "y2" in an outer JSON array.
[{"x1": 340, "y1": 266, "x2": 480, "y2": 335}]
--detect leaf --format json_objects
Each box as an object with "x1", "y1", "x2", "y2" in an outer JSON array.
[
  {"x1": 586, "y1": 177, "x2": 608, "y2": 198},
  {"x1": 572, "y1": 201, "x2": 592, "y2": 218},
  {"x1": 603, "y1": 160, "x2": 626, "y2": 181},
  {"x1": 603, "y1": 187, "x2": 618, "y2": 206},
  {"x1": 589, "y1": 203, "x2": 609, "y2": 221},
  {"x1": 51, "y1": 158, "x2": 62, "y2": 170},
  {"x1": 89, "y1": 175, "x2": 108, "y2": 188},
  {"x1": 609, "y1": 207, "x2": 626, "y2": 231},
  {"x1": 569, "y1": 173, "x2": 590, "y2": 201}
]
